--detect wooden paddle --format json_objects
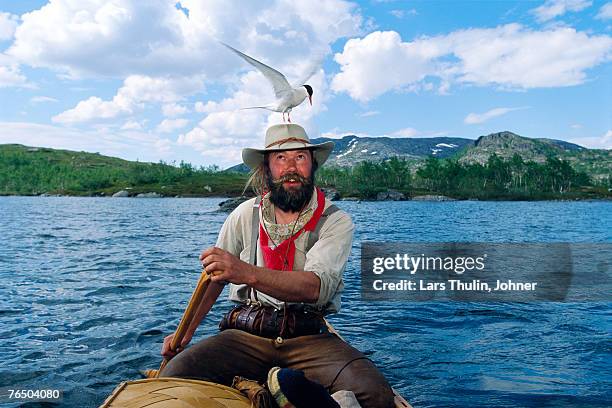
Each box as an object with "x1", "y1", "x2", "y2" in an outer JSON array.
[{"x1": 142, "y1": 269, "x2": 223, "y2": 378}]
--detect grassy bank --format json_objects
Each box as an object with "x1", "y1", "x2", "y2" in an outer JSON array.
[
  {"x1": 0, "y1": 144, "x2": 248, "y2": 197},
  {"x1": 1, "y1": 144, "x2": 609, "y2": 200}
]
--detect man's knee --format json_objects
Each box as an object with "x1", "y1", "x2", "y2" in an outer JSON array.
[
  {"x1": 160, "y1": 332, "x2": 235, "y2": 382},
  {"x1": 160, "y1": 338, "x2": 219, "y2": 381},
  {"x1": 160, "y1": 330, "x2": 272, "y2": 385},
  {"x1": 334, "y1": 358, "x2": 395, "y2": 408}
]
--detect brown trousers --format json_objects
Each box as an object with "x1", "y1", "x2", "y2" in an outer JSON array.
[{"x1": 160, "y1": 329, "x2": 395, "y2": 408}]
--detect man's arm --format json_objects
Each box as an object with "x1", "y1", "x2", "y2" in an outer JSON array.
[
  {"x1": 161, "y1": 204, "x2": 247, "y2": 358},
  {"x1": 201, "y1": 210, "x2": 354, "y2": 304},
  {"x1": 200, "y1": 247, "x2": 320, "y2": 303}
]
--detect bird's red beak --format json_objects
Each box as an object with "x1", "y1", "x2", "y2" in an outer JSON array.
[{"x1": 308, "y1": 95, "x2": 312, "y2": 106}]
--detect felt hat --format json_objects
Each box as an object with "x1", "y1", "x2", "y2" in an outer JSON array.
[{"x1": 242, "y1": 124, "x2": 334, "y2": 169}]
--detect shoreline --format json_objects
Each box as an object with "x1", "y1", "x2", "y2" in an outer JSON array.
[{"x1": 1, "y1": 193, "x2": 610, "y2": 202}]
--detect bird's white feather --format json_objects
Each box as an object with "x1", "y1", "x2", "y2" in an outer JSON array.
[{"x1": 221, "y1": 42, "x2": 292, "y2": 99}]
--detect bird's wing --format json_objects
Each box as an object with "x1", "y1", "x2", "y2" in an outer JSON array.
[
  {"x1": 221, "y1": 42, "x2": 292, "y2": 99},
  {"x1": 292, "y1": 51, "x2": 326, "y2": 87}
]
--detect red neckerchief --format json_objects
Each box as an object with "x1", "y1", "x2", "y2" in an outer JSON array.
[{"x1": 259, "y1": 188, "x2": 325, "y2": 271}]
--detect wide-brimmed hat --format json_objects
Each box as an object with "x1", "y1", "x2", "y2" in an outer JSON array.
[{"x1": 242, "y1": 124, "x2": 334, "y2": 169}]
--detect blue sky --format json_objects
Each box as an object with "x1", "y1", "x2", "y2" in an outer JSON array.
[{"x1": 0, "y1": 0, "x2": 610, "y2": 168}]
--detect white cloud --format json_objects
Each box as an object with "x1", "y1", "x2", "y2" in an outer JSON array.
[
  {"x1": 194, "y1": 101, "x2": 206, "y2": 113},
  {"x1": 570, "y1": 123, "x2": 583, "y2": 129},
  {"x1": 0, "y1": 64, "x2": 29, "y2": 88},
  {"x1": 154, "y1": 138, "x2": 173, "y2": 154},
  {"x1": 162, "y1": 103, "x2": 189, "y2": 117},
  {"x1": 390, "y1": 9, "x2": 417, "y2": 18},
  {"x1": 53, "y1": 74, "x2": 204, "y2": 124},
  {"x1": 8, "y1": 1, "x2": 193, "y2": 78},
  {"x1": 596, "y1": 2, "x2": 612, "y2": 19},
  {"x1": 331, "y1": 25, "x2": 612, "y2": 101},
  {"x1": 332, "y1": 31, "x2": 436, "y2": 101},
  {"x1": 120, "y1": 120, "x2": 143, "y2": 130},
  {"x1": 320, "y1": 128, "x2": 448, "y2": 139},
  {"x1": 177, "y1": 71, "x2": 280, "y2": 163},
  {"x1": 0, "y1": 121, "x2": 180, "y2": 162},
  {"x1": 359, "y1": 110, "x2": 380, "y2": 117},
  {"x1": 0, "y1": 51, "x2": 30, "y2": 88},
  {"x1": 391, "y1": 127, "x2": 420, "y2": 137},
  {"x1": 30, "y1": 96, "x2": 59, "y2": 104},
  {"x1": 531, "y1": 0, "x2": 592, "y2": 23},
  {"x1": 464, "y1": 107, "x2": 526, "y2": 124},
  {"x1": 0, "y1": 12, "x2": 19, "y2": 41},
  {"x1": 568, "y1": 130, "x2": 612, "y2": 149},
  {"x1": 157, "y1": 118, "x2": 189, "y2": 133},
  {"x1": 53, "y1": 96, "x2": 129, "y2": 124},
  {"x1": 320, "y1": 129, "x2": 372, "y2": 139},
  {"x1": 7, "y1": 0, "x2": 362, "y2": 80}
]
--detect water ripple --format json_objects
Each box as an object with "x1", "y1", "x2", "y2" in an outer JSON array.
[{"x1": 0, "y1": 197, "x2": 610, "y2": 407}]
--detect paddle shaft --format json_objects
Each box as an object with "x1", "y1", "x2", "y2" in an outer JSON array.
[{"x1": 157, "y1": 270, "x2": 212, "y2": 376}]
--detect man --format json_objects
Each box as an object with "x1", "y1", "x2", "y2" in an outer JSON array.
[{"x1": 160, "y1": 124, "x2": 395, "y2": 408}]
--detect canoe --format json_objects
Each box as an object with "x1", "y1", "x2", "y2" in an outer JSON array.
[
  {"x1": 100, "y1": 378, "x2": 250, "y2": 407},
  {"x1": 100, "y1": 377, "x2": 412, "y2": 408}
]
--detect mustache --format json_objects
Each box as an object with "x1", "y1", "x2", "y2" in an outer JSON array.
[{"x1": 270, "y1": 172, "x2": 310, "y2": 187}]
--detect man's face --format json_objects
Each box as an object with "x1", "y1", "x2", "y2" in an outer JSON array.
[
  {"x1": 266, "y1": 149, "x2": 315, "y2": 213},
  {"x1": 268, "y1": 149, "x2": 313, "y2": 187}
]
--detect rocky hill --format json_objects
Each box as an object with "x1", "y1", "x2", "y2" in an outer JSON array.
[
  {"x1": 310, "y1": 135, "x2": 474, "y2": 166},
  {"x1": 458, "y1": 131, "x2": 610, "y2": 182},
  {"x1": 458, "y1": 131, "x2": 583, "y2": 164},
  {"x1": 227, "y1": 131, "x2": 608, "y2": 182}
]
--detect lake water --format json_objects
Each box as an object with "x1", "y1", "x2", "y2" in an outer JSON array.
[{"x1": 1, "y1": 197, "x2": 610, "y2": 407}]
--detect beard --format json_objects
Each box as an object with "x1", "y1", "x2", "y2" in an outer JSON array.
[{"x1": 266, "y1": 168, "x2": 315, "y2": 213}]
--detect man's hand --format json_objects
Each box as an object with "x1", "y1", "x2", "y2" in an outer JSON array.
[
  {"x1": 200, "y1": 247, "x2": 255, "y2": 285},
  {"x1": 161, "y1": 331, "x2": 193, "y2": 359}
]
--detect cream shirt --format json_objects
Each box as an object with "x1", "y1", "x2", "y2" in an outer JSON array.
[{"x1": 215, "y1": 190, "x2": 354, "y2": 315}]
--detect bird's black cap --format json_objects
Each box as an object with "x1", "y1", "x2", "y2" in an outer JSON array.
[{"x1": 303, "y1": 84, "x2": 313, "y2": 97}]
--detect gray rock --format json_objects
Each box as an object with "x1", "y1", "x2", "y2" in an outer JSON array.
[
  {"x1": 135, "y1": 192, "x2": 162, "y2": 198},
  {"x1": 376, "y1": 190, "x2": 405, "y2": 201},
  {"x1": 204, "y1": 185, "x2": 212, "y2": 192},
  {"x1": 340, "y1": 197, "x2": 360, "y2": 201},
  {"x1": 218, "y1": 196, "x2": 250, "y2": 212},
  {"x1": 321, "y1": 188, "x2": 340, "y2": 201},
  {"x1": 411, "y1": 195, "x2": 456, "y2": 201},
  {"x1": 112, "y1": 190, "x2": 130, "y2": 198}
]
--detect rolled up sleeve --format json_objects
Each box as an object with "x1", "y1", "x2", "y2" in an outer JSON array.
[
  {"x1": 216, "y1": 201, "x2": 253, "y2": 260},
  {"x1": 304, "y1": 212, "x2": 354, "y2": 309}
]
